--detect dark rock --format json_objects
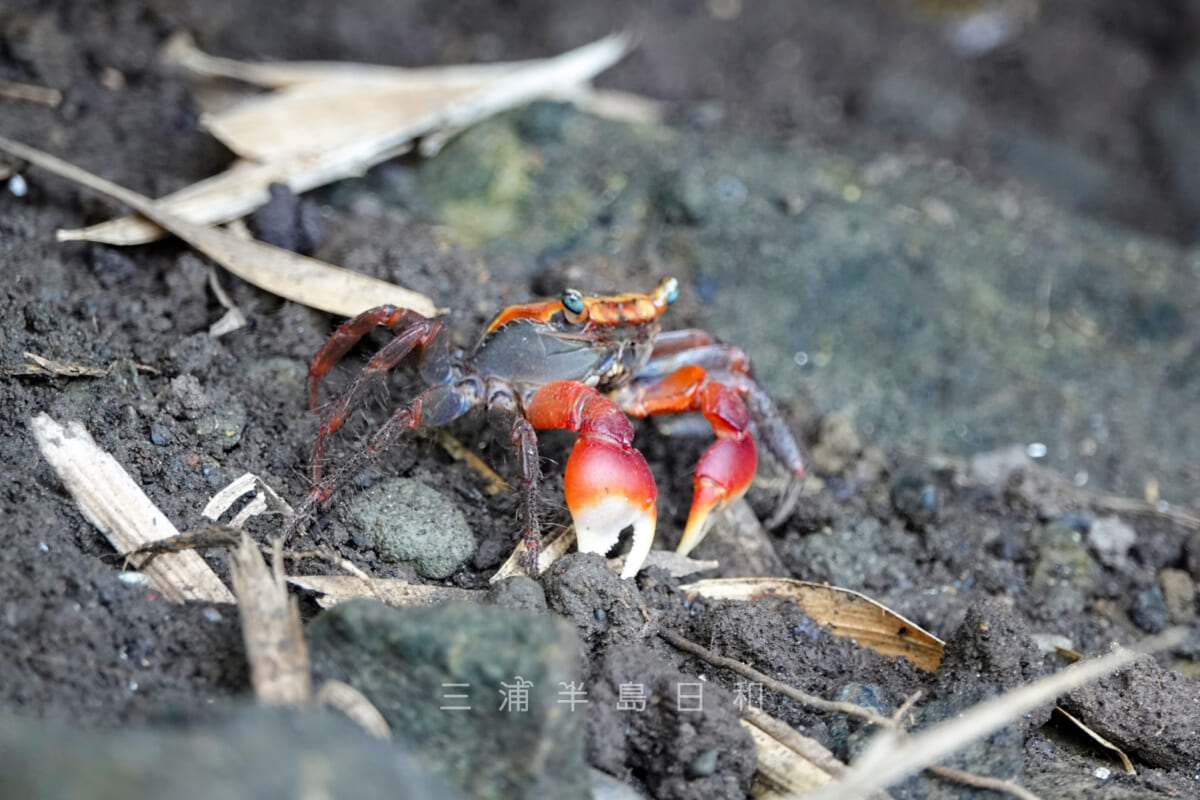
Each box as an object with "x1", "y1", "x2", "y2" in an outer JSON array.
[
  {"x1": 1129, "y1": 581, "x2": 1169, "y2": 634},
  {"x1": 307, "y1": 600, "x2": 588, "y2": 800},
  {"x1": 586, "y1": 644, "x2": 755, "y2": 800},
  {"x1": 0, "y1": 706, "x2": 451, "y2": 800},
  {"x1": 890, "y1": 472, "x2": 939, "y2": 529},
  {"x1": 1061, "y1": 649, "x2": 1200, "y2": 770},
  {"x1": 485, "y1": 575, "x2": 548, "y2": 613},
  {"x1": 541, "y1": 553, "x2": 648, "y2": 647},
  {"x1": 249, "y1": 182, "x2": 322, "y2": 254}
]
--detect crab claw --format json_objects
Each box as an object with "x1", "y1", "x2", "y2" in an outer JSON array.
[
  {"x1": 675, "y1": 432, "x2": 757, "y2": 556},
  {"x1": 565, "y1": 436, "x2": 658, "y2": 579}
]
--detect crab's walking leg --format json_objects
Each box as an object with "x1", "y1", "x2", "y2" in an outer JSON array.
[
  {"x1": 619, "y1": 365, "x2": 758, "y2": 556},
  {"x1": 307, "y1": 306, "x2": 435, "y2": 409},
  {"x1": 282, "y1": 380, "x2": 481, "y2": 543},
  {"x1": 525, "y1": 381, "x2": 657, "y2": 579},
  {"x1": 484, "y1": 390, "x2": 546, "y2": 571},
  {"x1": 308, "y1": 312, "x2": 443, "y2": 481}
]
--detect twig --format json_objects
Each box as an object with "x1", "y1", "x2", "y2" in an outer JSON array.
[
  {"x1": 657, "y1": 627, "x2": 894, "y2": 729},
  {"x1": 926, "y1": 765, "x2": 1041, "y2": 800}
]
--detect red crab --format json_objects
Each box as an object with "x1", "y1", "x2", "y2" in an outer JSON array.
[{"x1": 287, "y1": 277, "x2": 804, "y2": 578}]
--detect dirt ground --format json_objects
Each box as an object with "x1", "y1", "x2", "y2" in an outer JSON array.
[{"x1": 2, "y1": 2, "x2": 1200, "y2": 799}]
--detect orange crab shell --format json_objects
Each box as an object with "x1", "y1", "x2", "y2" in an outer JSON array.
[{"x1": 484, "y1": 278, "x2": 678, "y2": 335}]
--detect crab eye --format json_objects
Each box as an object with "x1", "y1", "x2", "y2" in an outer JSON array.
[
  {"x1": 662, "y1": 278, "x2": 679, "y2": 305},
  {"x1": 562, "y1": 288, "x2": 585, "y2": 318}
]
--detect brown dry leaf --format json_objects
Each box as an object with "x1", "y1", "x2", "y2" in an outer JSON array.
[
  {"x1": 490, "y1": 526, "x2": 578, "y2": 584},
  {"x1": 0, "y1": 134, "x2": 437, "y2": 318},
  {"x1": 229, "y1": 534, "x2": 312, "y2": 705},
  {"x1": 287, "y1": 575, "x2": 480, "y2": 608},
  {"x1": 28, "y1": 413, "x2": 234, "y2": 604},
  {"x1": 60, "y1": 33, "x2": 631, "y2": 246},
  {"x1": 680, "y1": 577, "x2": 945, "y2": 671},
  {"x1": 1053, "y1": 705, "x2": 1135, "y2": 775}
]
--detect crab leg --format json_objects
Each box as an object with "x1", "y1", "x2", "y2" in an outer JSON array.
[
  {"x1": 618, "y1": 365, "x2": 758, "y2": 556},
  {"x1": 524, "y1": 381, "x2": 657, "y2": 579},
  {"x1": 307, "y1": 306, "x2": 437, "y2": 410},
  {"x1": 308, "y1": 312, "x2": 443, "y2": 481}
]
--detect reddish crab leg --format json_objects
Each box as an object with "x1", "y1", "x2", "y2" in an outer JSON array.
[
  {"x1": 525, "y1": 381, "x2": 657, "y2": 579},
  {"x1": 618, "y1": 365, "x2": 757, "y2": 556}
]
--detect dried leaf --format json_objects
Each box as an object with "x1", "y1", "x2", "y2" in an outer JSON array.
[
  {"x1": 1054, "y1": 705, "x2": 1135, "y2": 775},
  {"x1": 0, "y1": 134, "x2": 438, "y2": 318},
  {"x1": 61, "y1": 33, "x2": 632, "y2": 246},
  {"x1": 741, "y1": 710, "x2": 839, "y2": 797},
  {"x1": 490, "y1": 526, "x2": 577, "y2": 584},
  {"x1": 29, "y1": 413, "x2": 234, "y2": 604},
  {"x1": 287, "y1": 575, "x2": 480, "y2": 608},
  {"x1": 229, "y1": 535, "x2": 311, "y2": 705},
  {"x1": 680, "y1": 577, "x2": 945, "y2": 671}
]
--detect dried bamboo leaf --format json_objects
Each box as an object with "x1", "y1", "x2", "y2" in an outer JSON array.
[
  {"x1": 490, "y1": 526, "x2": 577, "y2": 584},
  {"x1": 64, "y1": 33, "x2": 631, "y2": 246},
  {"x1": 0, "y1": 134, "x2": 438, "y2": 318},
  {"x1": 0, "y1": 78, "x2": 62, "y2": 106},
  {"x1": 287, "y1": 575, "x2": 481, "y2": 608},
  {"x1": 681, "y1": 577, "x2": 945, "y2": 671},
  {"x1": 29, "y1": 413, "x2": 234, "y2": 604},
  {"x1": 230, "y1": 535, "x2": 312, "y2": 705},
  {"x1": 161, "y1": 30, "x2": 540, "y2": 89},
  {"x1": 1053, "y1": 705, "x2": 1135, "y2": 775}
]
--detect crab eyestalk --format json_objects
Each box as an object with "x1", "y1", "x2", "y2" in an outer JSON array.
[{"x1": 526, "y1": 381, "x2": 658, "y2": 579}]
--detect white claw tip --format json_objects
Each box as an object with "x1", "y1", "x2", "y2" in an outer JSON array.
[{"x1": 572, "y1": 497, "x2": 657, "y2": 580}]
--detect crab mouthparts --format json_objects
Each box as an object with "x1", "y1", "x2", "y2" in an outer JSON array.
[{"x1": 573, "y1": 497, "x2": 657, "y2": 580}]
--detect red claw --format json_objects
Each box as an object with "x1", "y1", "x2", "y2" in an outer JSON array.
[
  {"x1": 676, "y1": 431, "x2": 756, "y2": 556},
  {"x1": 526, "y1": 381, "x2": 658, "y2": 579}
]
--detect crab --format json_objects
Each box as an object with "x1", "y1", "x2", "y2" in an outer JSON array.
[{"x1": 286, "y1": 277, "x2": 805, "y2": 578}]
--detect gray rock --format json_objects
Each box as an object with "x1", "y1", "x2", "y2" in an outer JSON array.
[
  {"x1": 307, "y1": 600, "x2": 588, "y2": 800},
  {"x1": 1061, "y1": 648, "x2": 1200, "y2": 770},
  {"x1": 1129, "y1": 581, "x2": 1169, "y2": 634},
  {"x1": 339, "y1": 478, "x2": 475, "y2": 579},
  {"x1": 1086, "y1": 515, "x2": 1137, "y2": 569},
  {"x1": 810, "y1": 413, "x2": 861, "y2": 475},
  {"x1": 1029, "y1": 523, "x2": 1099, "y2": 623},
  {"x1": 1151, "y1": 56, "x2": 1200, "y2": 241},
  {"x1": 1158, "y1": 568, "x2": 1196, "y2": 625},
  {"x1": 0, "y1": 706, "x2": 452, "y2": 800}
]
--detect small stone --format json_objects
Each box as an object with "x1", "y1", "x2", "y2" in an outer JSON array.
[
  {"x1": 686, "y1": 748, "x2": 719, "y2": 778},
  {"x1": 149, "y1": 422, "x2": 172, "y2": 446},
  {"x1": 810, "y1": 413, "x2": 861, "y2": 475},
  {"x1": 1129, "y1": 582, "x2": 1169, "y2": 634},
  {"x1": 339, "y1": 478, "x2": 475, "y2": 579},
  {"x1": 1157, "y1": 568, "x2": 1196, "y2": 625},
  {"x1": 890, "y1": 472, "x2": 938, "y2": 528},
  {"x1": 1087, "y1": 516, "x2": 1137, "y2": 569}
]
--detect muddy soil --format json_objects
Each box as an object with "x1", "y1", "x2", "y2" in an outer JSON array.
[{"x1": 2, "y1": 2, "x2": 1200, "y2": 799}]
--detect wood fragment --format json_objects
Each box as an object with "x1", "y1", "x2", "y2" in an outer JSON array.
[
  {"x1": 0, "y1": 134, "x2": 438, "y2": 319},
  {"x1": 491, "y1": 525, "x2": 577, "y2": 583},
  {"x1": 29, "y1": 413, "x2": 234, "y2": 604},
  {"x1": 0, "y1": 78, "x2": 62, "y2": 106},
  {"x1": 229, "y1": 535, "x2": 312, "y2": 705},
  {"x1": 287, "y1": 575, "x2": 480, "y2": 608}
]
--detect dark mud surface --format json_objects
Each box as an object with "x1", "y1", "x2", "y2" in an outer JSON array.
[{"x1": 3, "y1": 2, "x2": 1200, "y2": 799}]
